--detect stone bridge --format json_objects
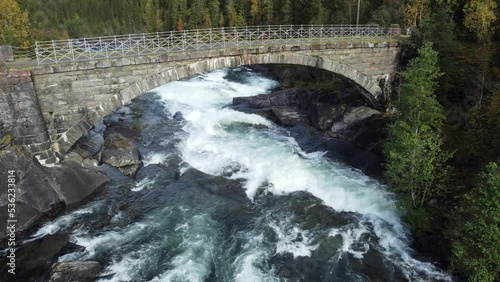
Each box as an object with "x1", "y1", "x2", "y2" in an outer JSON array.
[{"x1": 0, "y1": 25, "x2": 400, "y2": 164}]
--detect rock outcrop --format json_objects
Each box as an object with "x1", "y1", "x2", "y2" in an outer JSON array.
[
  {"x1": 231, "y1": 83, "x2": 388, "y2": 175},
  {"x1": 70, "y1": 105, "x2": 143, "y2": 179},
  {"x1": 49, "y1": 261, "x2": 102, "y2": 282},
  {"x1": 0, "y1": 150, "x2": 110, "y2": 240},
  {"x1": 101, "y1": 123, "x2": 142, "y2": 178},
  {"x1": 232, "y1": 88, "x2": 388, "y2": 155},
  {"x1": 0, "y1": 234, "x2": 69, "y2": 278}
]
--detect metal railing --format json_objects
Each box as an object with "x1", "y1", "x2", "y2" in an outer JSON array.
[{"x1": 27, "y1": 25, "x2": 399, "y2": 65}]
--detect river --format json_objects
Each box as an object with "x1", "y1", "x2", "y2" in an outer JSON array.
[{"x1": 32, "y1": 68, "x2": 451, "y2": 281}]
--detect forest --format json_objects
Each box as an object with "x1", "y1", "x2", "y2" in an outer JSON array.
[{"x1": 1, "y1": 0, "x2": 499, "y2": 281}]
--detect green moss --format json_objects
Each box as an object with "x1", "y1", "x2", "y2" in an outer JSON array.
[
  {"x1": 132, "y1": 120, "x2": 142, "y2": 132},
  {"x1": 0, "y1": 134, "x2": 27, "y2": 156}
]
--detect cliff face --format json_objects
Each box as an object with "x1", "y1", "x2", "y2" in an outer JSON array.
[{"x1": 0, "y1": 150, "x2": 110, "y2": 241}]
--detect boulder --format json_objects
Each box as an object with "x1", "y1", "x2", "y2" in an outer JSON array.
[
  {"x1": 0, "y1": 234, "x2": 70, "y2": 280},
  {"x1": 70, "y1": 121, "x2": 106, "y2": 160},
  {"x1": 272, "y1": 107, "x2": 308, "y2": 126},
  {"x1": 52, "y1": 159, "x2": 111, "y2": 208},
  {"x1": 101, "y1": 124, "x2": 142, "y2": 178},
  {"x1": 309, "y1": 101, "x2": 342, "y2": 130},
  {"x1": 329, "y1": 106, "x2": 387, "y2": 153},
  {"x1": 233, "y1": 94, "x2": 271, "y2": 108},
  {"x1": 330, "y1": 106, "x2": 381, "y2": 133},
  {"x1": 233, "y1": 89, "x2": 299, "y2": 109},
  {"x1": 49, "y1": 261, "x2": 102, "y2": 282},
  {"x1": 0, "y1": 151, "x2": 110, "y2": 240}
]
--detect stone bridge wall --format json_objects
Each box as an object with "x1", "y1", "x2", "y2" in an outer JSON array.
[{"x1": 1, "y1": 41, "x2": 399, "y2": 163}]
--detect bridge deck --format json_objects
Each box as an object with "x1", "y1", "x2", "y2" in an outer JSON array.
[{"x1": 8, "y1": 25, "x2": 399, "y2": 68}]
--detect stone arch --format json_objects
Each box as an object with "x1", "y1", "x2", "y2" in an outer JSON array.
[{"x1": 54, "y1": 54, "x2": 383, "y2": 155}]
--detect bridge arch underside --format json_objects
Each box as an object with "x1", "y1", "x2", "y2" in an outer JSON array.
[{"x1": 49, "y1": 54, "x2": 385, "y2": 156}]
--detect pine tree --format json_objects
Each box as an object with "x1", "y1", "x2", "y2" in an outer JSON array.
[
  {"x1": 208, "y1": 0, "x2": 220, "y2": 27},
  {"x1": 278, "y1": 0, "x2": 292, "y2": 24},
  {"x1": 187, "y1": 0, "x2": 205, "y2": 29},
  {"x1": 307, "y1": 0, "x2": 325, "y2": 24},
  {"x1": 261, "y1": 0, "x2": 273, "y2": 25}
]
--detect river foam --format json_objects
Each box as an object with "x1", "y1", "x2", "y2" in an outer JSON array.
[
  {"x1": 29, "y1": 68, "x2": 452, "y2": 282},
  {"x1": 153, "y1": 68, "x2": 452, "y2": 281}
]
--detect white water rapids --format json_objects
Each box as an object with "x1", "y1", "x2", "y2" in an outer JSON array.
[{"x1": 33, "y1": 68, "x2": 451, "y2": 282}]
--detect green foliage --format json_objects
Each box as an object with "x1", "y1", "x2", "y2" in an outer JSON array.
[
  {"x1": 132, "y1": 120, "x2": 143, "y2": 132},
  {"x1": 384, "y1": 43, "x2": 451, "y2": 231},
  {"x1": 419, "y1": 5, "x2": 455, "y2": 54},
  {"x1": 0, "y1": 133, "x2": 26, "y2": 155},
  {"x1": 460, "y1": 88, "x2": 500, "y2": 167},
  {"x1": 370, "y1": 0, "x2": 404, "y2": 26},
  {"x1": 276, "y1": 0, "x2": 292, "y2": 24},
  {"x1": 6, "y1": 0, "x2": 427, "y2": 46},
  {"x1": 62, "y1": 14, "x2": 87, "y2": 38},
  {"x1": 0, "y1": 0, "x2": 31, "y2": 46},
  {"x1": 417, "y1": 5, "x2": 461, "y2": 98},
  {"x1": 451, "y1": 162, "x2": 500, "y2": 282},
  {"x1": 463, "y1": 0, "x2": 498, "y2": 43},
  {"x1": 0, "y1": 133, "x2": 13, "y2": 150}
]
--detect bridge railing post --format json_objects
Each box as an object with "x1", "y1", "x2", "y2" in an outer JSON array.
[
  {"x1": 268, "y1": 25, "x2": 272, "y2": 43},
  {"x1": 52, "y1": 40, "x2": 57, "y2": 64},
  {"x1": 196, "y1": 29, "x2": 199, "y2": 51},
  {"x1": 253, "y1": 26, "x2": 257, "y2": 46},
  {"x1": 155, "y1": 32, "x2": 159, "y2": 54},
  {"x1": 182, "y1": 31, "x2": 186, "y2": 51},
  {"x1": 101, "y1": 37, "x2": 107, "y2": 59},
  {"x1": 209, "y1": 28, "x2": 213, "y2": 50},
  {"x1": 35, "y1": 42, "x2": 40, "y2": 64},
  {"x1": 222, "y1": 27, "x2": 226, "y2": 49},
  {"x1": 68, "y1": 38, "x2": 74, "y2": 62},
  {"x1": 234, "y1": 27, "x2": 238, "y2": 48},
  {"x1": 169, "y1": 31, "x2": 173, "y2": 52}
]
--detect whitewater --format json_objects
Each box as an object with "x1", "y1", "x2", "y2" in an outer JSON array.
[{"x1": 33, "y1": 68, "x2": 451, "y2": 282}]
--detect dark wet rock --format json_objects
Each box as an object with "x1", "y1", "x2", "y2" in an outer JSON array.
[
  {"x1": 173, "y1": 111, "x2": 184, "y2": 121},
  {"x1": 231, "y1": 85, "x2": 388, "y2": 176},
  {"x1": 49, "y1": 261, "x2": 102, "y2": 282},
  {"x1": 0, "y1": 234, "x2": 69, "y2": 280},
  {"x1": 0, "y1": 151, "x2": 110, "y2": 240},
  {"x1": 328, "y1": 106, "x2": 387, "y2": 154},
  {"x1": 101, "y1": 124, "x2": 142, "y2": 178},
  {"x1": 348, "y1": 249, "x2": 407, "y2": 282},
  {"x1": 57, "y1": 241, "x2": 86, "y2": 257},
  {"x1": 288, "y1": 124, "x2": 384, "y2": 177},
  {"x1": 233, "y1": 89, "x2": 299, "y2": 109},
  {"x1": 309, "y1": 101, "x2": 341, "y2": 130},
  {"x1": 70, "y1": 121, "x2": 106, "y2": 160},
  {"x1": 331, "y1": 106, "x2": 381, "y2": 133},
  {"x1": 128, "y1": 167, "x2": 250, "y2": 219},
  {"x1": 53, "y1": 159, "x2": 110, "y2": 208},
  {"x1": 272, "y1": 106, "x2": 308, "y2": 126},
  {"x1": 234, "y1": 94, "x2": 272, "y2": 108}
]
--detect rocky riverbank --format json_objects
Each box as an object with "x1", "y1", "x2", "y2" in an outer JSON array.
[
  {"x1": 0, "y1": 65, "x2": 390, "y2": 280},
  {"x1": 0, "y1": 104, "x2": 144, "y2": 281},
  {"x1": 230, "y1": 65, "x2": 389, "y2": 176},
  {"x1": 0, "y1": 148, "x2": 110, "y2": 280},
  {"x1": 0, "y1": 151, "x2": 110, "y2": 241}
]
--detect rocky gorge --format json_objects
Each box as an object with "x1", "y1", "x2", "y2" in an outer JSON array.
[{"x1": 0, "y1": 66, "x2": 451, "y2": 282}]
